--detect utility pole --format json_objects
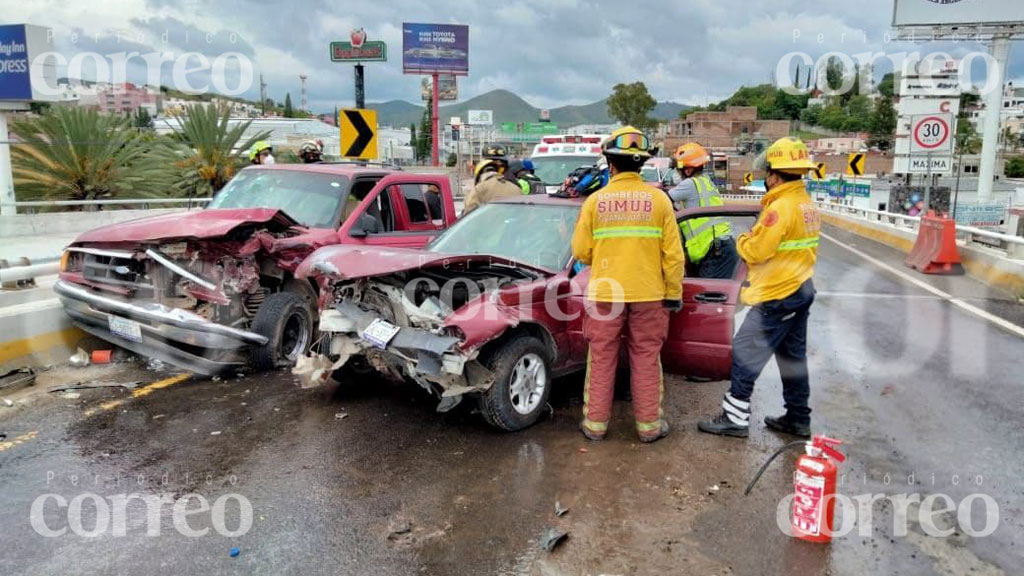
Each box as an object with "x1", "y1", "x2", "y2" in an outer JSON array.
[
  {"x1": 355, "y1": 64, "x2": 365, "y2": 109},
  {"x1": 299, "y1": 74, "x2": 308, "y2": 111},
  {"x1": 259, "y1": 74, "x2": 267, "y2": 117},
  {"x1": 977, "y1": 36, "x2": 1010, "y2": 202}
]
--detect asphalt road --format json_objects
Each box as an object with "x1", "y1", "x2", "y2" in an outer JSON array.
[{"x1": 1, "y1": 223, "x2": 1022, "y2": 576}]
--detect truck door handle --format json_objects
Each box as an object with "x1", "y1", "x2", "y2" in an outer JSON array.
[{"x1": 694, "y1": 292, "x2": 729, "y2": 303}]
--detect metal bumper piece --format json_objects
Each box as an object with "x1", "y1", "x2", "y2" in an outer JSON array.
[{"x1": 54, "y1": 280, "x2": 268, "y2": 375}]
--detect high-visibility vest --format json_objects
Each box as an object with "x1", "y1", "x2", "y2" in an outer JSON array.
[{"x1": 679, "y1": 175, "x2": 732, "y2": 262}]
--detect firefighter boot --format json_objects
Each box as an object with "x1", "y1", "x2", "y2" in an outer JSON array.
[
  {"x1": 697, "y1": 393, "x2": 750, "y2": 438},
  {"x1": 764, "y1": 415, "x2": 811, "y2": 438},
  {"x1": 638, "y1": 420, "x2": 670, "y2": 444}
]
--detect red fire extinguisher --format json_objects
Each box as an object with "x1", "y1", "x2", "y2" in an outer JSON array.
[
  {"x1": 743, "y1": 435, "x2": 846, "y2": 544},
  {"x1": 791, "y1": 436, "x2": 845, "y2": 543}
]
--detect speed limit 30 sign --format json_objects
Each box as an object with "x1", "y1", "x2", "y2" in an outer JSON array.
[{"x1": 910, "y1": 114, "x2": 953, "y2": 155}]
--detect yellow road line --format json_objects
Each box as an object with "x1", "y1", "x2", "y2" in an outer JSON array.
[
  {"x1": 85, "y1": 373, "x2": 191, "y2": 416},
  {"x1": 0, "y1": 430, "x2": 39, "y2": 453}
]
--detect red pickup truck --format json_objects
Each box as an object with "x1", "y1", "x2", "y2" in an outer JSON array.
[{"x1": 54, "y1": 164, "x2": 458, "y2": 375}]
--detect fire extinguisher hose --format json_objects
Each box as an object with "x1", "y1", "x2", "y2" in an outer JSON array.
[{"x1": 743, "y1": 440, "x2": 808, "y2": 496}]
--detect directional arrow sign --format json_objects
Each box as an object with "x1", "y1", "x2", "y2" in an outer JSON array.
[
  {"x1": 847, "y1": 153, "x2": 866, "y2": 176},
  {"x1": 743, "y1": 172, "x2": 753, "y2": 185},
  {"x1": 340, "y1": 108, "x2": 378, "y2": 160},
  {"x1": 812, "y1": 162, "x2": 826, "y2": 180}
]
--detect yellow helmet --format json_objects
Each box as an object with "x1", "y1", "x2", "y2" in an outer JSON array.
[
  {"x1": 474, "y1": 159, "x2": 503, "y2": 182},
  {"x1": 602, "y1": 126, "x2": 653, "y2": 159},
  {"x1": 249, "y1": 140, "x2": 272, "y2": 162},
  {"x1": 758, "y1": 137, "x2": 817, "y2": 174}
]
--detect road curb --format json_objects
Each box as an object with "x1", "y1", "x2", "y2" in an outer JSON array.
[{"x1": 0, "y1": 295, "x2": 83, "y2": 372}]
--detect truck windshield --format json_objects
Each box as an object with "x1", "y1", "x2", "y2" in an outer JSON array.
[
  {"x1": 530, "y1": 155, "x2": 599, "y2": 185},
  {"x1": 428, "y1": 203, "x2": 579, "y2": 271},
  {"x1": 208, "y1": 169, "x2": 350, "y2": 228}
]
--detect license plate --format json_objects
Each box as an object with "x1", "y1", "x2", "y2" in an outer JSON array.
[
  {"x1": 108, "y1": 316, "x2": 143, "y2": 343},
  {"x1": 360, "y1": 318, "x2": 400, "y2": 350}
]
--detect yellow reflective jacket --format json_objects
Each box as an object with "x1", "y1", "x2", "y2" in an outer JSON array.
[
  {"x1": 464, "y1": 172, "x2": 522, "y2": 215},
  {"x1": 571, "y1": 172, "x2": 684, "y2": 303},
  {"x1": 737, "y1": 179, "x2": 820, "y2": 305}
]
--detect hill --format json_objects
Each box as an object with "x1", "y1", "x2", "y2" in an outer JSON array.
[{"x1": 372, "y1": 89, "x2": 689, "y2": 128}]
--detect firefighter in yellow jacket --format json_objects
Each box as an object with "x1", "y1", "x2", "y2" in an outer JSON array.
[
  {"x1": 571, "y1": 126, "x2": 685, "y2": 443},
  {"x1": 463, "y1": 158, "x2": 522, "y2": 216},
  {"x1": 699, "y1": 137, "x2": 820, "y2": 439}
]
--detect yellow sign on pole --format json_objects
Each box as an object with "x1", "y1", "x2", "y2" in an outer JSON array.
[
  {"x1": 743, "y1": 172, "x2": 754, "y2": 185},
  {"x1": 812, "y1": 162, "x2": 826, "y2": 180},
  {"x1": 846, "y1": 153, "x2": 865, "y2": 176},
  {"x1": 339, "y1": 108, "x2": 378, "y2": 160}
]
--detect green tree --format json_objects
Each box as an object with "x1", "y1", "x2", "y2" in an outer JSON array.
[
  {"x1": 955, "y1": 119, "x2": 982, "y2": 155},
  {"x1": 417, "y1": 95, "x2": 433, "y2": 163},
  {"x1": 877, "y1": 73, "x2": 895, "y2": 99},
  {"x1": 409, "y1": 122, "x2": 418, "y2": 161},
  {"x1": 9, "y1": 107, "x2": 154, "y2": 202},
  {"x1": 867, "y1": 97, "x2": 897, "y2": 150},
  {"x1": 818, "y1": 105, "x2": 848, "y2": 131},
  {"x1": 607, "y1": 81, "x2": 657, "y2": 132},
  {"x1": 134, "y1": 107, "x2": 154, "y2": 130},
  {"x1": 147, "y1": 104, "x2": 271, "y2": 197},
  {"x1": 800, "y1": 104, "x2": 823, "y2": 126},
  {"x1": 1005, "y1": 156, "x2": 1024, "y2": 178},
  {"x1": 446, "y1": 152, "x2": 458, "y2": 167},
  {"x1": 844, "y1": 95, "x2": 872, "y2": 132},
  {"x1": 283, "y1": 93, "x2": 294, "y2": 118}
]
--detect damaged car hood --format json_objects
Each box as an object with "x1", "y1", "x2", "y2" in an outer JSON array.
[
  {"x1": 73, "y1": 208, "x2": 303, "y2": 244},
  {"x1": 295, "y1": 245, "x2": 554, "y2": 280}
]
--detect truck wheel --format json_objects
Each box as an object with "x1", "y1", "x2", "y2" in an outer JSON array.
[
  {"x1": 478, "y1": 337, "x2": 552, "y2": 432},
  {"x1": 250, "y1": 292, "x2": 314, "y2": 370}
]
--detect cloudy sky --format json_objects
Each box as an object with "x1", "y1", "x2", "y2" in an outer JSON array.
[{"x1": 7, "y1": 0, "x2": 1024, "y2": 111}]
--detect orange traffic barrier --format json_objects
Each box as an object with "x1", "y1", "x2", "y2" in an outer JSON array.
[{"x1": 904, "y1": 211, "x2": 964, "y2": 275}]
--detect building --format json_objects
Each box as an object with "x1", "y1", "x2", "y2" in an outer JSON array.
[
  {"x1": 96, "y1": 83, "x2": 158, "y2": 116},
  {"x1": 806, "y1": 137, "x2": 867, "y2": 155},
  {"x1": 664, "y1": 106, "x2": 789, "y2": 151},
  {"x1": 966, "y1": 83, "x2": 1024, "y2": 151}
]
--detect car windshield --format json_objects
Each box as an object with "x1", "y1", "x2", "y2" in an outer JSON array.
[
  {"x1": 207, "y1": 169, "x2": 349, "y2": 228},
  {"x1": 530, "y1": 155, "x2": 600, "y2": 185},
  {"x1": 427, "y1": 203, "x2": 580, "y2": 271}
]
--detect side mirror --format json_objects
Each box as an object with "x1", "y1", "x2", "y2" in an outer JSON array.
[{"x1": 349, "y1": 214, "x2": 378, "y2": 238}]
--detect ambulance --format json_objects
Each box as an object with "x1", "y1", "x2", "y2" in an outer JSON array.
[{"x1": 529, "y1": 134, "x2": 608, "y2": 194}]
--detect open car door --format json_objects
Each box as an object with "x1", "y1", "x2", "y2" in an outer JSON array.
[
  {"x1": 338, "y1": 174, "x2": 456, "y2": 250},
  {"x1": 661, "y1": 204, "x2": 761, "y2": 380}
]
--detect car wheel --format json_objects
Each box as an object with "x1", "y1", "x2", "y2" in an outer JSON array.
[
  {"x1": 478, "y1": 337, "x2": 552, "y2": 432},
  {"x1": 250, "y1": 292, "x2": 314, "y2": 370}
]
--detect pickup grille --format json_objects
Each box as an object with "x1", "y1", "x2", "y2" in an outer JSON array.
[{"x1": 83, "y1": 253, "x2": 152, "y2": 292}]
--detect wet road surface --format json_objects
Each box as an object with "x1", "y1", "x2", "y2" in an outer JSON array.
[{"x1": 1, "y1": 223, "x2": 1022, "y2": 575}]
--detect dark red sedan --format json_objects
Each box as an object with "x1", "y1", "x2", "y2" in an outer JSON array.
[{"x1": 296, "y1": 195, "x2": 761, "y2": 431}]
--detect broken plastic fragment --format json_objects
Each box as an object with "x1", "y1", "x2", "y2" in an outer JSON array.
[
  {"x1": 540, "y1": 528, "x2": 568, "y2": 552},
  {"x1": 554, "y1": 501, "x2": 569, "y2": 517}
]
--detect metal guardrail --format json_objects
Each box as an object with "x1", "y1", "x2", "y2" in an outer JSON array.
[
  {"x1": 722, "y1": 194, "x2": 1024, "y2": 255},
  {"x1": 1, "y1": 198, "x2": 211, "y2": 208}
]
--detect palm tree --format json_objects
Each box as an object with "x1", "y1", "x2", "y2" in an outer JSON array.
[
  {"x1": 9, "y1": 107, "x2": 154, "y2": 203},
  {"x1": 148, "y1": 104, "x2": 270, "y2": 197}
]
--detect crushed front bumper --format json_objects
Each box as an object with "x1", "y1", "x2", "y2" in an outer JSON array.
[
  {"x1": 322, "y1": 301, "x2": 496, "y2": 406},
  {"x1": 54, "y1": 280, "x2": 268, "y2": 375}
]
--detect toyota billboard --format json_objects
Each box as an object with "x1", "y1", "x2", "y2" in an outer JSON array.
[{"x1": 402, "y1": 23, "x2": 469, "y2": 75}]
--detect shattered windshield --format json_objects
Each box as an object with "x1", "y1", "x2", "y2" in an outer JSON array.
[
  {"x1": 207, "y1": 169, "x2": 350, "y2": 228},
  {"x1": 428, "y1": 203, "x2": 579, "y2": 271}
]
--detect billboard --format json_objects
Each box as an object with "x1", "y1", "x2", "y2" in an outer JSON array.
[
  {"x1": 421, "y1": 75, "x2": 457, "y2": 101},
  {"x1": 0, "y1": 24, "x2": 57, "y2": 102},
  {"x1": 402, "y1": 23, "x2": 469, "y2": 75},
  {"x1": 893, "y1": 0, "x2": 1024, "y2": 27},
  {"x1": 467, "y1": 109, "x2": 492, "y2": 125}
]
